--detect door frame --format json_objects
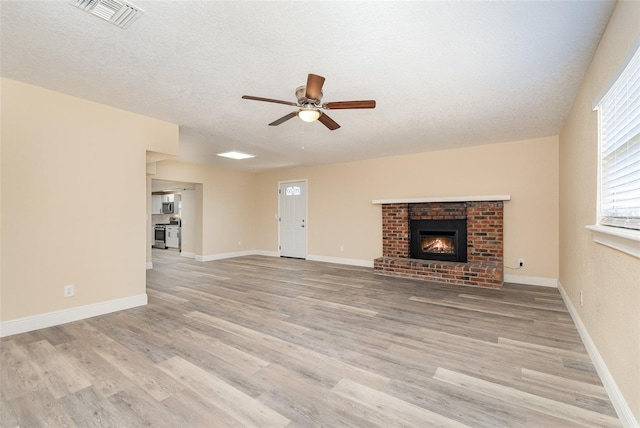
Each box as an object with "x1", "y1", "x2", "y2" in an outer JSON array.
[{"x1": 278, "y1": 178, "x2": 308, "y2": 258}]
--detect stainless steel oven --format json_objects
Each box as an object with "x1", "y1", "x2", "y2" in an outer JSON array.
[{"x1": 153, "y1": 225, "x2": 167, "y2": 249}]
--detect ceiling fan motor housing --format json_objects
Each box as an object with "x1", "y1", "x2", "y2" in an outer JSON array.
[{"x1": 295, "y1": 85, "x2": 322, "y2": 106}]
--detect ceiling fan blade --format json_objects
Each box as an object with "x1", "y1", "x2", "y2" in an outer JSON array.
[
  {"x1": 323, "y1": 100, "x2": 376, "y2": 109},
  {"x1": 305, "y1": 74, "x2": 325, "y2": 100},
  {"x1": 318, "y1": 112, "x2": 340, "y2": 131},
  {"x1": 242, "y1": 95, "x2": 298, "y2": 107},
  {"x1": 269, "y1": 111, "x2": 298, "y2": 126}
]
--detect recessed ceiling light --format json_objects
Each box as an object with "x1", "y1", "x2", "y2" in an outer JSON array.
[{"x1": 217, "y1": 151, "x2": 255, "y2": 160}]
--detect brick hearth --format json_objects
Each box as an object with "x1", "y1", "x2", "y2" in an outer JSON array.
[{"x1": 374, "y1": 200, "x2": 504, "y2": 288}]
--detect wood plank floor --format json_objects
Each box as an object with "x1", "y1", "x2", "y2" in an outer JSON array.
[{"x1": 1, "y1": 250, "x2": 620, "y2": 427}]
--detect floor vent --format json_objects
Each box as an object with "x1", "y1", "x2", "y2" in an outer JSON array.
[{"x1": 69, "y1": 0, "x2": 144, "y2": 29}]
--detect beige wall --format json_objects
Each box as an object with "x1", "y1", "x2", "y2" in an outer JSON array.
[
  {"x1": 559, "y1": 1, "x2": 640, "y2": 421},
  {"x1": 254, "y1": 136, "x2": 559, "y2": 280},
  {"x1": 146, "y1": 176, "x2": 153, "y2": 264},
  {"x1": 180, "y1": 189, "x2": 198, "y2": 255},
  {"x1": 1, "y1": 78, "x2": 178, "y2": 322},
  {"x1": 152, "y1": 160, "x2": 256, "y2": 257}
]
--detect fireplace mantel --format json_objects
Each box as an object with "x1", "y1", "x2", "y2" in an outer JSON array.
[{"x1": 372, "y1": 195, "x2": 511, "y2": 204}]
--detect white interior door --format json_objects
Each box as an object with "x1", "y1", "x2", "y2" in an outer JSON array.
[{"x1": 279, "y1": 181, "x2": 307, "y2": 259}]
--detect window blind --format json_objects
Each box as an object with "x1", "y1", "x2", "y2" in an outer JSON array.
[{"x1": 597, "y1": 44, "x2": 640, "y2": 230}]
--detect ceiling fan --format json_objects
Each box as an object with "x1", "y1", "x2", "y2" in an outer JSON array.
[{"x1": 242, "y1": 73, "x2": 376, "y2": 131}]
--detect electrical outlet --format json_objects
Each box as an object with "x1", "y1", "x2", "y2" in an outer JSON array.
[
  {"x1": 518, "y1": 258, "x2": 525, "y2": 267},
  {"x1": 238, "y1": 241, "x2": 242, "y2": 247},
  {"x1": 340, "y1": 245, "x2": 344, "y2": 252},
  {"x1": 64, "y1": 284, "x2": 74, "y2": 298},
  {"x1": 580, "y1": 290, "x2": 583, "y2": 306}
]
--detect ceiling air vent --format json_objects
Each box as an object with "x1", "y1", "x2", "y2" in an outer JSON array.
[{"x1": 70, "y1": 0, "x2": 144, "y2": 29}]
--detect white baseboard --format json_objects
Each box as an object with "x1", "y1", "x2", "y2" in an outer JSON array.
[
  {"x1": 190, "y1": 250, "x2": 371, "y2": 267},
  {"x1": 145, "y1": 261, "x2": 153, "y2": 270},
  {"x1": 306, "y1": 254, "x2": 374, "y2": 268},
  {"x1": 196, "y1": 250, "x2": 256, "y2": 262},
  {"x1": 0, "y1": 294, "x2": 148, "y2": 338},
  {"x1": 252, "y1": 250, "x2": 280, "y2": 257},
  {"x1": 557, "y1": 281, "x2": 637, "y2": 427},
  {"x1": 194, "y1": 250, "x2": 279, "y2": 261},
  {"x1": 180, "y1": 251, "x2": 196, "y2": 259},
  {"x1": 504, "y1": 274, "x2": 558, "y2": 287}
]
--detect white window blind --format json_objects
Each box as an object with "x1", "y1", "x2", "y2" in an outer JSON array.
[{"x1": 596, "y1": 44, "x2": 640, "y2": 231}]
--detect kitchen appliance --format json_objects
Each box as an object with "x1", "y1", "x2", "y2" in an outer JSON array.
[
  {"x1": 153, "y1": 224, "x2": 167, "y2": 249},
  {"x1": 162, "y1": 202, "x2": 174, "y2": 214},
  {"x1": 153, "y1": 218, "x2": 181, "y2": 250}
]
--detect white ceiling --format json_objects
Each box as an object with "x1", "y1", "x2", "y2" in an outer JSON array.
[{"x1": 1, "y1": 0, "x2": 615, "y2": 171}]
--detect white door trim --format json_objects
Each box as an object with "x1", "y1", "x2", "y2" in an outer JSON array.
[{"x1": 278, "y1": 179, "x2": 308, "y2": 258}]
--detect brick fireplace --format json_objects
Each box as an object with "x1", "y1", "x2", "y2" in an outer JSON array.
[{"x1": 373, "y1": 196, "x2": 508, "y2": 288}]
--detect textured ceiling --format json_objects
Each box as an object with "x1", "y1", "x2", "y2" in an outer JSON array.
[{"x1": 1, "y1": 0, "x2": 615, "y2": 171}]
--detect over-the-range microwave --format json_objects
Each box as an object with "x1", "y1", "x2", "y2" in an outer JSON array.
[{"x1": 162, "y1": 202, "x2": 174, "y2": 214}]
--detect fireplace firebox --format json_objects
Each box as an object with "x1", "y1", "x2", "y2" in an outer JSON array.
[{"x1": 410, "y1": 219, "x2": 467, "y2": 262}]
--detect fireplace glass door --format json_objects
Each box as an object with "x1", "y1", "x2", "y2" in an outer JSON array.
[
  {"x1": 410, "y1": 219, "x2": 467, "y2": 262},
  {"x1": 421, "y1": 232, "x2": 456, "y2": 255}
]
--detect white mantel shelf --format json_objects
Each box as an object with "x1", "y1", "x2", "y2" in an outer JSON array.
[{"x1": 372, "y1": 195, "x2": 511, "y2": 204}]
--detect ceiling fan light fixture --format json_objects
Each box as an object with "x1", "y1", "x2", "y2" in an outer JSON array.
[{"x1": 298, "y1": 109, "x2": 321, "y2": 123}]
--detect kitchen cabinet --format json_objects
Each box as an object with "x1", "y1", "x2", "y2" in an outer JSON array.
[
  {"x1": 166, "y1": 226, "x2": 180, "y2": 249},
  {"x1": 152, "y1": 195, "x2": 163, "y2": 214},
  {"x1": 162, "y1": 194, "x2": 174, "y2": 203}
]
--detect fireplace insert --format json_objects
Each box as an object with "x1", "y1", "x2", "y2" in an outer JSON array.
[{"x1": 410, "y1": 219, "x2": 467, "y2": 262}]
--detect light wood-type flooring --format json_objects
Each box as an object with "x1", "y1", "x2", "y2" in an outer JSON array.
[{"x1": 1, "y1": 250, "x2": 620, "y2": 427}]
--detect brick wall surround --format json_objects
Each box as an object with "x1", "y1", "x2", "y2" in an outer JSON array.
[
  {"x1": 375, "y1": 201, "x2": 504, "y2": 288},
  {"x1": 381, "y1": 204, "x2": 409, "y2": 258}
]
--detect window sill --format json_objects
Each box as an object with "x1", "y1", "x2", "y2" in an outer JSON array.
[{"x1": 585, "y1": 225, "x2": 640, "y2": 258}]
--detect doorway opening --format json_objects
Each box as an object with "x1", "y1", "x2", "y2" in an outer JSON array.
[{"x1": 149, "y1": 179, "x2": 201, "y2": 267}]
